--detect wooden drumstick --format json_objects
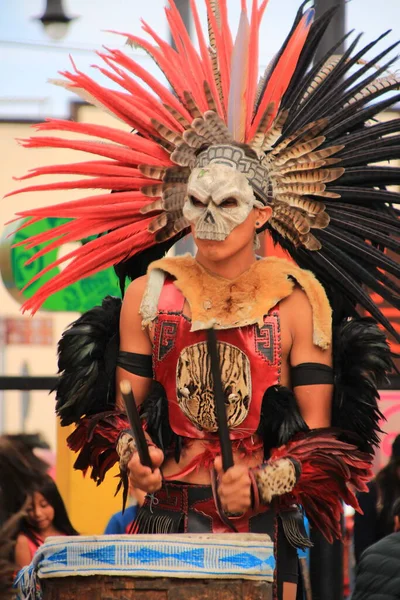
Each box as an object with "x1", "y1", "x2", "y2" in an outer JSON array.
[
  {"x1": 206, "y1": 327, "x2": 234, "y2": 471},
  {"x1": 119, "y1": 379, "x2": 152, "y2": 469}
]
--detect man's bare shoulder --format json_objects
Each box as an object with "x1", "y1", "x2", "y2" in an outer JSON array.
[
  {"x1": 122, "y1": 275, "x2": 149, "y2": 307},
  {"x1": 280, "y1": 285, "x2": 313, "y2": 314}
]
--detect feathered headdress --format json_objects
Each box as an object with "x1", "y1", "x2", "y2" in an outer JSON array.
[{"x1": 6, "y1": 0, "x2": 400, "y2": 339}]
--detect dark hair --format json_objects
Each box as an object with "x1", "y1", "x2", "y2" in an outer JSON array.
[
  {"x1": 392, "y1": 497, "x2": 400, "y2": 520},
  {"x1": 0, "y1": 436, "x2": 48, "y2": 522},
  {"x1": 20, "y1": 476, "x2": 78, "y2": 545},
  {"x1": 4, "y1": 433, "x2": 50, "y2": 451},
  {"x1": 391, "y1": 434, "x2": 400, "y2": 460}
]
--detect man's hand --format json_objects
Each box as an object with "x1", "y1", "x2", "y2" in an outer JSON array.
[
  {"x1": 214, "y1": 456, "x2": 252, "y2": 515},
  {"x1": 127, "y1": 446, "x2": 164, "y2": 494}
]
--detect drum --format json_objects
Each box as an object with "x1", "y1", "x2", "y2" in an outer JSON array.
[{"x1": 15, "y1": 533, "x2": 274, "y2": 600}]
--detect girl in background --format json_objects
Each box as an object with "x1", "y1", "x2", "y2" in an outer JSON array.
[{"x1": 15, "y1": 476, "x2": 78, "y2": 569}]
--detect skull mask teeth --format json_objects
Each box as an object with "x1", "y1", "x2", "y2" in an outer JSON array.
[{"x1": 183, "y1": 164, "x2": 263, "y2": 241}]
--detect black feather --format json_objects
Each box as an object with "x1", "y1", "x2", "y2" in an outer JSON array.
[
  {"x1": 332, "y1": 318, "x2": 391, "y2": 453},
  {"x1": 323, "y1": 93, "x2": 400, "y2": 140},
  {"x1": 254, "y1": 0, "x2": 311, "y2": 116},
  {"x1": 55, "y1": 295, "x2": 122, "y2": 425},
  {"x1": 257, "y1": 385, "x2": 309, "y2": 459},
  {"x1": 140, "y1": 382, "x2": 182, "y2": 461},
  {"x1": 281, "y1": 5, "x2": 338, "y2": 109},
  {"x1": 114, "y1": 233, "x2": 186, "y2": 296},
  {"x1": 326, "y1": 120, "x2": 400, "y2": 152},
  {"x1": 284, "y1": 30, "x2": 355, "y2": 132},
  {"x1": 326, "y1": 186, "x2": 400, "y2": 205}
]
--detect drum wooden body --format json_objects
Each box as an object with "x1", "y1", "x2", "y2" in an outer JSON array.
[
  {"x1": 41, "y1": 574, "x2": 272, "y2": 600},
  {"x1": 16, "y1": 534, "x2": 274, "y2": 600}
]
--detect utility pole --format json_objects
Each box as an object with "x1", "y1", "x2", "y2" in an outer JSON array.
[
  {"x1": 169, "y1": 0, "x2": 195, "y2": 256},
  {"x1": 314, "y1": 0, "x2": 346, "y2": 61}
]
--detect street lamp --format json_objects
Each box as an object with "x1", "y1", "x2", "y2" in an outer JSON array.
[{"x1": 36, "y1": 0, "x2": 77, "y2": 42}]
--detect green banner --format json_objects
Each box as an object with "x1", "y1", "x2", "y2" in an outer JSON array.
[{"x1": 0, "y1": 218, "x2": 121, "y2": 312}]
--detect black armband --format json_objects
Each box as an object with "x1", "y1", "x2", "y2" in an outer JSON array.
[
  {"x1": 117, "y1": 351, "x2": 153, "y2": 378},
  {"x1": 291, "y1": 362, "x2": 333, "y2": 387}
]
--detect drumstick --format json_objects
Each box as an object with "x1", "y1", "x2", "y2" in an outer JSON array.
[
  {"x1": 119, "y1": 379, "x2": 152, "y2": 469},
  {"x1": 206, "y1": 328, "x2": 234, "y2": 471}
]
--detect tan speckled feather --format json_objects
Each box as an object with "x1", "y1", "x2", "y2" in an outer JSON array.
[
  {"x1": 183, "y1": 91, "x2": 202, "y2": 119},
  {"x1": 138, "y1": 165, "x2": 167, "y2": 180},
  {"x1": 162, "y1": 186, "x2": 187, "y2": 211},
  {"x1": 183, "y1": 129, "x2": 209, "y2": 148},
  {"x1": 299, "y1": 232, "x2": 322, "y2": 250},
  {"x1": 163, "y1": 103, "x2": 191, "y2": 129},
  {"x1": 203, "y1": 80, "x2": 218, "y2": 112},
  {"x1": 276, "y1": 182, "x2": 327, "y2": 195},
  {"x1": 273, "y1": 204, "x2": 311, "y2": 234},
  {"x1": 173, "y1": 215, "x2": 190, "y2": 232},
  {"x1": 261, "y1": 110, "x2": 289, "y2": 151},
  {"x1": 300, "y1": 55, "x2": 342, "y2": 104},
  {"x1": 191, "y1": 114, "x2": 231, "y2": 144},
  {"x1": 274, "y1": 193, "x2": 326, "y2": 214},
  {"x1": 343, "y1": 75, "x2": 400, "y2": 107},
  {"x1": 269, "y1": 118, "x2": 329, "y2": 159},
  {"x1": 249, "y1": 102, "x2": 275, "y2": 152},
  {"x1": 163, "y1": 166, "x2": 191, "y2": 183},
  {"x1": 140, "y1": 199, "x2": 163, "y2": 214},
  {"x1": 297, "y1": 144, "x2": 345, "y2": 164},
  {"x1": 310, "y1": 211, "x2": 330, "y2": 228},
  {"x1": 150, "y1": 119, "x2": 182, "y2": 146},
  {"x1": 273, "y1": 136, "x2": 326, "y2": 166},
  {"x1": 274, "y1": 159, "x2": 327, "y2": 174},
  {"x1": 204, "y1": 110, "x2": 233, "y2": 141},
  {"x1": 148, "y1": 213, "x2": 168, "y2": 233},
  {"x1": 279, "y1": 167, "x2": 344, "y2": 184},
  {"x1": 170, "y1": 142, "x2": 197, "y2": 167}
]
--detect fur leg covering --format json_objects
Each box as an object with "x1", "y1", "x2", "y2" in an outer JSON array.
[{"x1": 253, "y1": 458, "x2": 300, "y2": 504}]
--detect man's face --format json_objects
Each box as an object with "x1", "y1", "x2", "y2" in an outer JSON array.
[{"x1": 183, "y1": 164, "x2": 262, "y2": 241}]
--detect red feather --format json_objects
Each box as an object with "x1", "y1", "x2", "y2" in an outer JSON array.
[
  {"x1": 165, "y1": 2, "x2": 208, "y2": 111},
  {"x1": 204, "y1": 0, "x2": 231, "y2": 110},
  {"x1": 249, "y1": 8, "x2": 314, "y2": 139},
  {"x1": 67, "y1": 412, "x2": 130, "y2": 484},
  {"x1": 17, "y1": 136, "x2": 170, "y2": 166},
  {"x1": 101, "y1": 46, "x2": 192, "y2": 123},
  {"x1": 271, "y1": 429, "x2": 373, "y2": 543},
  {"x1": 190, "y1": 0, "x2": 224, "y2": 117},
  {"x1": 245, "y1": 0, "x2": 269, "y2": 134},
  {"x1": 13, "y1": 161, "x2": 144, "y2": 181}
]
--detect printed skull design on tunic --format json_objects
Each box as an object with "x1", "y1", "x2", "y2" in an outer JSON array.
[{"x1": 176, "y1": 341, "x2": 252, "y2": 432}]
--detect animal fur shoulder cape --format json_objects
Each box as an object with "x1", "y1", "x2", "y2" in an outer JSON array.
[{"x1": 145, "y1": 255, "x2": 332, "y2": 349}]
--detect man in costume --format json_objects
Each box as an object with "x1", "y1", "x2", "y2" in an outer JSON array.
[{"x1": 7, "y1": 1, "x2": 400, "y2": 598}]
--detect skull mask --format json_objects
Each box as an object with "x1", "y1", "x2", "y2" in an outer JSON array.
[{"x1": 183, "y1": 163, "x2": 264, "y2": 241}]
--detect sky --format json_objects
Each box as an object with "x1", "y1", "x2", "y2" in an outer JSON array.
[{"x1": 0, "y1": 0, "x2": 399, "y2": 119}]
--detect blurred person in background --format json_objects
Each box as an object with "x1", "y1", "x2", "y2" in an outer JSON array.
[
  {"x1": 354, "y1": 434, "x2": 400, "y2": 562},
  {"x1": 351, "y1": 497, "x2": 400, "y2": 600},
  {"x1": 15, "y1": 475, "x2": 78, "y2": 569},
  {"x1": 0, "y1": 435, "x2": 48, "y2": 527},
  {"x1": 4, "y1": 433, "x2": 56, "y2": 479},
  {"x1": 104, "y1": 483, "x2": 146, "y2": 534},
  {"x1": 0, "y1": 509, "x2": 27, "y2": 600}
]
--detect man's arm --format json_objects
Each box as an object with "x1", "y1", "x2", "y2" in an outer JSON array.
[
  {"x1": 283, "y1": 287, "x2": 333, "y2": 429},
  {"x1": 116, "y1": 275, "x2": 164, "y2": 493},
  {"x1": 115, "y1": 275, "x2": 153, "y2": 411}
]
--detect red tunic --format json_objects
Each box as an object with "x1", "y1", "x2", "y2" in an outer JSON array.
[{"x1": 152, "y1": 277, "x2": 282, "y2": 442}]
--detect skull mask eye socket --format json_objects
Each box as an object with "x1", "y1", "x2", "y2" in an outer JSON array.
[
  {"x1": 189, "y1": 195, "x2": 206, "y2": 208},
  {"x1": 219, "y1": 197, "x2": 238, "y2": 209}
]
